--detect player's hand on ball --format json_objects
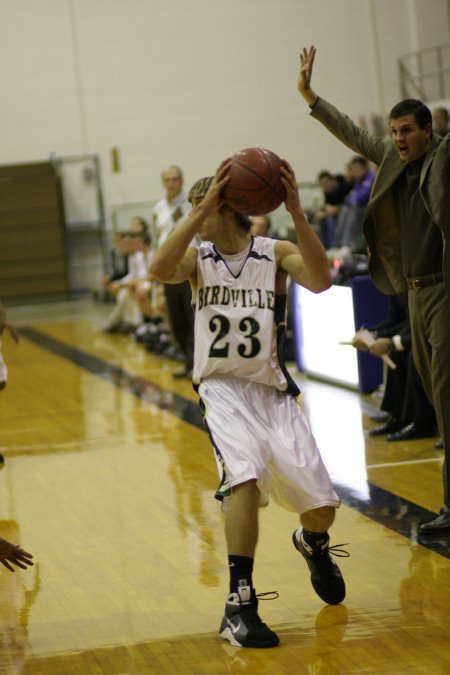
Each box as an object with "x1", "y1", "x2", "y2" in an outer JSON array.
[
  {"x1": 203, "y1": 160, "x2": 231, "y2": 210},
  {"x1": 0, "y1": 538, "x2": 34, "y2": 572},
  {"x1": 280, "y1": 162, "x2": 301, "y2": 215}
]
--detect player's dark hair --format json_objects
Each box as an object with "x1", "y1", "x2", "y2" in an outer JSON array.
[
  {"x1": 317, "y1": 170, "x2": 333, "y2": 180},
  {"x1": 188, "y1": 176, "x2": 213, "y2": 203},
  {"x1": 389, "y1": 99, "x2": 432, "y2": 129}
]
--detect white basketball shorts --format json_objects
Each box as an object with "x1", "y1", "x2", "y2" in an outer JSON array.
[{"x1": 198, "y1": 377, "x2": 340, "y2": 514}]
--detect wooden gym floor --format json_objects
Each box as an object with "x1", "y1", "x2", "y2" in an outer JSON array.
[{"x1": 1, "y1": 297, "x2": 450, "y2": 674}]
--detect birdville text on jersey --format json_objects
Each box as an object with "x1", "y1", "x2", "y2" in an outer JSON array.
[{"x1": 197, "y1": 286, "x2": 276, "y2": 312}]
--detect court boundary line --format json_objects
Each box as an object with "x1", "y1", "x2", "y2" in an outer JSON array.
[{"x1": 366, "y1": 457, "x2": 443, "y2": 469}]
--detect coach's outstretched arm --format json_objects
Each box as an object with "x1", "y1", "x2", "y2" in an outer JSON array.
[
  {"x1": 296, "y1": 46, "x2": 386, "y2": 165},
  {"x1": 297, "y1": 46, "x2": 319, "y2": 107}
]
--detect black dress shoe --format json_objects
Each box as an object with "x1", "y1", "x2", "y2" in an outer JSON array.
[
  {"x1": 368, "y1": 416, "x2": 401, "y2": 436},
  {"x1": 386, "y1": 423, "x2": 436, "y2": 442},
  {"x1": 419, "y1": 508, "x2": 450, "y2": 533},
  {"x1": 370, "y1": 411, "x2": 390, "y2": 423}
]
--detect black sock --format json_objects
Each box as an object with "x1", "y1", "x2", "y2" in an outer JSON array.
[
  {"x1": 302, "y1": 529, "x2": 329, "y2": 548},
  {"x1": 228, "y1": 555, "x2": 254, "y2": 594}
]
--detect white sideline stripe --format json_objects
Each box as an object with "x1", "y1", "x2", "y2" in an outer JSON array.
[
  {"x1": 0, "y1": 433, "x2": 162, "y2": 453},
  {"x1": 0, "y1": 428, "x2": 42, "y2": 436},
  {"x1": 366, "y1": 457, "x2": 443, "y2": 469}
]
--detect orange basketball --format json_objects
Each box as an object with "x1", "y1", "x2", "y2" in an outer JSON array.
[{"x1": 222, "y1": 147, "x2": 287, "y2": 215}]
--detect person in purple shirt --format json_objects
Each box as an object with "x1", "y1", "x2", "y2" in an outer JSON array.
[
  {"x1": 345, "y1": 156, "x2": 375, "y2": 207},
  {"x1": 331, "y1": 156, "x2": 375, "y2": 250}
]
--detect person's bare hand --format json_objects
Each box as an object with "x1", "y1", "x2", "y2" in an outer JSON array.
[
  {"x1": 298, "y1": 46, "x2": 317, "y2": 96},
  {"x1": 352, "y1": 336, "x2": 368, "y2": 351},
  {"x1": 369, "y1": 338, "x2": 391, "y2": 357},
  {"x1": 0, "y1": 538, "x2": 34, "y2": 572},
  {"x1": 325, "y1": 204, "x2": 339, "y2": 217},
  {"x1": 280, "y1": 162, "x2": 302, "y2": 215},
  {"x1": 201, "y1": 160, "x2": 231, "y2": 211}
]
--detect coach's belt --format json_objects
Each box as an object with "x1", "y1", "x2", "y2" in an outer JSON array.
[{"x1": 406, "y1": 272, "x2": 443, "y2": 289}]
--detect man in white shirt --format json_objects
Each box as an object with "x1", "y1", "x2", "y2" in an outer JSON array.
[{"x1": 152, "y1": 166, "x2": 195, "y2": 377}]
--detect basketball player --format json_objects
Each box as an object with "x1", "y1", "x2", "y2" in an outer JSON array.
[
  {"x1": 152, "y1": 165, "x2": 195, "y2": 377},
  {"x1": 150, "y1": 161, "x2": 347, "y2": 648}
]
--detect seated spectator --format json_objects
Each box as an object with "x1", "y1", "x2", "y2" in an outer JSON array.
[
  {"x1": 250, "y1": 215, "x2": 272, "y2": 237},
  {"x1": 432, "y1": 107, "x2": 450, "y2": 137},
  {"x1": 327, "y1": 156, "x2": 375, "y2": 265},
  {"x1": 101, "y1": 217, "x2": 150, "y2": 291},
  {"x1": 353, "y1": 293, "x2": 437, "y2": 442},
  {"x1": 128, "y1": 234, "x2": 155, "y2": 321},
  {"x1": 312, "y1": 170, "x2": 352, "y2": 248},
  {"x1": 132, "y1": 238, "x2": 179, "y2": 356},
  {"x1": 100, "y1": 222, "x2": 152, "y2": 333}
]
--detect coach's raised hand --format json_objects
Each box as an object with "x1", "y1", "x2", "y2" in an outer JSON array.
[{"x1": 298, "y1": 46, "x2": 318, "y2": 107}]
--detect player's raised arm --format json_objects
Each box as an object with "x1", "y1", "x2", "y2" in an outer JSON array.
[
  {"x1": 150, "y1": 161, "x2": 230, "y2": 284},
  {"x1": 278, "y1": 162, "x2": 331, "y2": 293},
  {"x1": 298, "y1": 46, "x2": 319, "y2": 107}
]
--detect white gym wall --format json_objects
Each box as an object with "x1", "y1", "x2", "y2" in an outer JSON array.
[{"x1": 0, "y1": 0, "x2": 448, "y2": 214}]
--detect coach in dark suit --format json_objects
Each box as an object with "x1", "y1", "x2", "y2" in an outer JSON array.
[
  {"x1": 354, "y1": 293, "x2": 436, "y2": 441},
  {"x1": 297, "y1": 46, "x2": 450, "y2": 533}
]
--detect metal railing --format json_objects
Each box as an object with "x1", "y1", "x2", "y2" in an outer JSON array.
[{"x1": 398, "y1": 42, "x2": 450, "y2": 101}]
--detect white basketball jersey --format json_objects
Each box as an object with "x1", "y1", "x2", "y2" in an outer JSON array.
[{"x1": 193, "y1": 236, "x2": 299, "y2": 394}]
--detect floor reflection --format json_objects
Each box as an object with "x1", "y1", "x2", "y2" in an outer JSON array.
[
  {"x1": 400, "y1": 543, "x2": 450, "y2": 626},
  {"x1": 8, "y1": 318, "x2": 450, "y2": 673},
  {"x1": 160, "y1": 414, "x2": 222, "y2": 588}
]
